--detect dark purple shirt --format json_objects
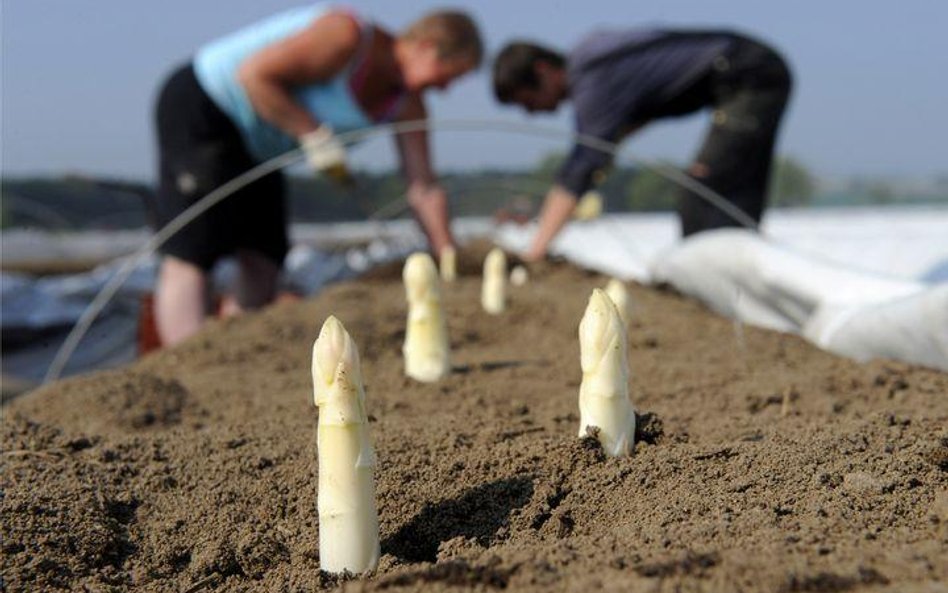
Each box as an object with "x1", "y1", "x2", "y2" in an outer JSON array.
[{"x1": 557, "y1": 28, "x2": 738, "y2": 197}]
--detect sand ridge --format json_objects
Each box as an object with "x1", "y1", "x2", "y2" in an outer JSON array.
[{"x1": 3, "y1": 247, "x2": 947, "y2": 592}]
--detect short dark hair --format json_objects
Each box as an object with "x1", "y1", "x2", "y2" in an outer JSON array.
[{"x1": 492, "y1": 42, "x2": 565, "y2": 103}]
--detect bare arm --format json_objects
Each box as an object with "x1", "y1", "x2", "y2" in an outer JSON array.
[
  {"x1": 523, "y1": 123, "x2": 646, "y2": 261},
  {"x1": 395, "y1": 95, "x2": 455, "y2": 255},
  {"x1": 237, "y1": 12, "x2": 360, "y2": 138},
  {"x1": 525, "y1": 184, "x2": 577, "y2": 261}
]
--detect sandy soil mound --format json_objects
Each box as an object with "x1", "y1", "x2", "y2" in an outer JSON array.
[{"x1": 3, "y1": 248, "x2": 946, "y2": 592}]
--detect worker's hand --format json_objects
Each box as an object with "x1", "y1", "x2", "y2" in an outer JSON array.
[
  {"x1": 300, "y1": 126, "x2": 354, "y2": 186},
  {"x1": 515, "y1": 248, "x2": 564, "y2": 280},
  {"x1": 521, "y1": 244, "x2": 547, "y2": 263}
]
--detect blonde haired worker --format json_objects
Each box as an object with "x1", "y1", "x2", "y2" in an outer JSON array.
[{"x1": 153, "y1": 6, "x2": 482, "y2": 344}]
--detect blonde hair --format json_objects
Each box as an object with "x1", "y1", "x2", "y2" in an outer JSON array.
[{"x1": 401, "y1": 10, "x2": 483, "y2": 66}]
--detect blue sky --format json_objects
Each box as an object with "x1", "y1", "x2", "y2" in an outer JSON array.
[{"x1": 2, "y1": 1, "x2": 946, "y2": 180}]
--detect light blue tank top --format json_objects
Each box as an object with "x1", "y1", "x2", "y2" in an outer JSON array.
[{"x1": 193, "y1": 4, "x2": 378, "y2": 161}]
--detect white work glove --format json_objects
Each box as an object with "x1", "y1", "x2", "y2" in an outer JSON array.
[{"x1": 300, "y1": 126, "x2": 353, "y2": 186}]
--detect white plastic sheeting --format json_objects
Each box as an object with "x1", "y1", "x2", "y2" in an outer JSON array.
[
  {"x1": 1, "y1": 218, "x2": 493, "y2": 384},
  {"x1": 495, "y1": 206, "x2": 948, "y2": 372},
  {"x1": 648, "y1": 229, "x2": 947, "y2": 371},
  {"x1": 3, "y1": 207, "x2": 946, "y2": 382},
  {"x1": 2, "y1": 260, "x2": 156, "y2": 381},
  {"x1": 1, "y1": 242, "x2": 420, "y2": 383},
  {"x1": 804, "y1": 286, "x2": 948, "y2": 370},
  {"x1": 495, "y1": 207, "x2": 948, "y2": 284}
]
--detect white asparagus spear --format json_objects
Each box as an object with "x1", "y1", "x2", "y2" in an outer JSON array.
[
  {"x1": 312, "y1": 316, "x2": 380, "y2": 574},
  {"x1": 578, "y1": 289, "x2": 636, "y2": 457},
  {"x1": 481, "y1": 247, "x2": 507, "y2": 314},
  {"x1": 510, "y1": 265, "x2": 529, "y2": 287},
  {"x1": 439, "y1": 246, "x2": 457, "y2": 282},
  {"x1": 604, "y1": 278, "x2": 632, "y2": 324},
  {"x1": 403, "y1": 252, "x2": 451, "y2": 382}
]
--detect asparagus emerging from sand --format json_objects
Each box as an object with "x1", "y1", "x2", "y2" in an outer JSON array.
[
  {"x1": 481, "y1": 247, "x2": 507, "y2": 314},
  {"x1": 403, "y1": 253, "x2": 451, "y2": 382},
  {"x1": 313, "y1": 316, "x2": 380, "y2": 574},
  {"x1": 578, "y1": 289, "x2": 636, "y2": 457},
  {"x1": 510, "y1": 265, "x2": 529, "y2": 287},
  {"x1": 440, "y1": 246, "x2": 457, "y2": 282},
  {"x1": 604, "y1": 278, "x2": 632, "y2": 324}
]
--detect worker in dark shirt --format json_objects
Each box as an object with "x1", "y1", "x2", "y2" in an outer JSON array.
[{"x1": 493, "y1": 29, "x2": 792, "y2": 260}]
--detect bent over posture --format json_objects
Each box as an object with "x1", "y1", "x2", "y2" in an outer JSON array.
[
  {"x1": 493, "y1": 28, "x2": 791, "y2": 260},
  {"x1": 154, "y1": 5, "x2": 481, "y2": 344}
]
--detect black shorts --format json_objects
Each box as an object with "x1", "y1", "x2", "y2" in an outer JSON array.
[
  {"x1": 676, "y1": 37, "x2": 792, "y2": 236},
  {"x1": 153, "y1": 63, "x2": 288, "y2": 271}
]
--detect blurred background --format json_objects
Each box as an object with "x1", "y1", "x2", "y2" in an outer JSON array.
[
  {"x1": 3, "y1": 0, "x2": 947, "y2": 229},
  {"x1": 2, "y1": 1, "x2": 947, "y2": 387}
]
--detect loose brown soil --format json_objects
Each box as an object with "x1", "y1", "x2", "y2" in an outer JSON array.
[{"x1": 3, "y1": 246, "x2": 947, "y2": 592}]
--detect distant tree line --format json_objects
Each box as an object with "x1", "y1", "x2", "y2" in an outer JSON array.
[
  {"x1": 6, "y1": 154, "x2": 937, "y2": 232},
  {"x1": 458, "y1": 152, "x2": 819, "y2": 213}
]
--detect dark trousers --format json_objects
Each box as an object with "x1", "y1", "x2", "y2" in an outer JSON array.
[
  {"x1": 677, "y1": 38, "x2": 792, "y2": 236},
  {"x1": 153, "y1": 64, "x2": 288, "y2": 271}
]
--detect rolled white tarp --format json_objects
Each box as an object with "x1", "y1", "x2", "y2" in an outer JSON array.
[
  {"x1": 803, "y1": 286, "x2": 948, "y2": 371},
  {"x1": 650, "y1": 229, "x2": 945, "y2": 371}
]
